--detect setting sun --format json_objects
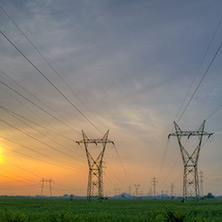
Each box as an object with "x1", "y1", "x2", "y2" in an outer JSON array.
[{"x1": 0, "y1": 146, "x2": 3, "y2": 163}]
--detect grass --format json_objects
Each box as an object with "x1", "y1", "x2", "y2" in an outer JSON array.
[{"x1": 0, "y1": 197, "x2": 221, "y2": 221}]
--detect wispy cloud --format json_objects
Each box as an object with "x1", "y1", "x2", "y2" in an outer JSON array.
[{"x1": 0, "y1": 0, "x2": 222, "y2": 195}]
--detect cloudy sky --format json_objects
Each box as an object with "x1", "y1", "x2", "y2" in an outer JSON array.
[{"x1": 0, "y1": 0, "x2": 222, "y2": 196}]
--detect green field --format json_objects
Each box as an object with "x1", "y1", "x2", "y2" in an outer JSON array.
[{"x1": 0, "y1": 197, "x2": 221, "y2": 221}]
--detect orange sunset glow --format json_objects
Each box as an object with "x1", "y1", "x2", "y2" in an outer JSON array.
[{"x1": 0, "y1": 1, "x2": 222, "y2": 199}]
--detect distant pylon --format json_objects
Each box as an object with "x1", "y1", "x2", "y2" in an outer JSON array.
[
  {"x1": 40, "y1": 178, "x2": 53, "y2": 196},
  {"x1": 199, "y1": 171, "x2": 204, "y2": 197},
  {"x1": 129, "y1": 185, "x2": 131, "y2": 195},
  {"x1": 168, "y1": 121, "x2": 212, "y2": 200},
  {"x1": 152, "y1": 177, "x2": 157, "y2": 197},
  {"x1": 171, "y1": 183, "x2": 175, "y2": 198},
  {"x1": 40, "y1": 178, "x2": 44, "y2": 195},
  {"x1": 161, "y1": 189, "x2": 164, "y2": 196},
  {"x1": 76, "y1": 130, "x2": 114, "y2": 200},
  {"x1": 134, "y1": 184, "x2": 140, "y2": 196}
]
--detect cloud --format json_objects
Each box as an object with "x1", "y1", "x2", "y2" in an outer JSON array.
[{"x1": 0, "y1": 0, "x2": 222, "y2": 195}]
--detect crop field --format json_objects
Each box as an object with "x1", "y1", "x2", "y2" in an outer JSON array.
[{"x1": 0, "y1": 197, "x2": 221, "y2": 222}]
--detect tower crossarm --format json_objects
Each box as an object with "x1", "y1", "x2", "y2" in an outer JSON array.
[
  {"x1": 168, "y1": 120, "x2": 213, "y2": 139},
  {"x1": 168, "y1": 131, "x2": 213, "y2": 138},
  {"x1": 76, "y1": 139, "x2": 114, "y2": 145}
]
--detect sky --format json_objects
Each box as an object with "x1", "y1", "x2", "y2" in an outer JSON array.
[{"x1": 0, "y1": 0, "x2": 222, "y2": 197}]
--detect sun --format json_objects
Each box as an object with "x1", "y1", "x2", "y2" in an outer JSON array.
[{"x1": 0, "y1": 147, "x2": 3, "y2": 163}]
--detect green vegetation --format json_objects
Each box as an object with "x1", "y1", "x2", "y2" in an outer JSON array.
[{"x1": 0, "y1": 197, "x2": 221, "y2": 222}]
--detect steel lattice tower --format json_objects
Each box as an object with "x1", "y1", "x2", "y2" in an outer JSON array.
[
  {"x1": 171, "y1": 183, "x2": 175, "y2": 198},
  {"x1": 152, "y1": 177, "x2": 157, "y2": 197},
  {"x1": 134, "y1": 184, "x2": 140, "y2": 196},
  {"x1": 76, "y1": 130, "x2": 114, "y2": 200},
  {"x1": 168, "y1": 121, "x2": 212, "y2": 200},
  {"x1": 40, "y1": 178, "x2": 53, "y2": 196}
]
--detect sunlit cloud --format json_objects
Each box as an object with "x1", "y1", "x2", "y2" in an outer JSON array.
[{"x1": 0, "y1": 0, "x2": 222, "y2": 196}]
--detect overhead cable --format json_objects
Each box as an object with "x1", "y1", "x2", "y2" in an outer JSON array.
[{"x1": 0, "y1": 30, "x2": 103, "y2": 134}]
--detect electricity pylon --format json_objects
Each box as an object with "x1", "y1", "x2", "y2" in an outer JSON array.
[
  {"x1": 152, "y1": 177, "x2": 157, "y2": 197},
  {"x1": 134, "y1": 184, "x2": 140, "y2": 196},
  {"x1": 40, "y1": 178, "x2": 53, "y2": 196},
  {"x1": 128, "y1": 185, "x2": 131, "y2": 195},
  {"x1": 171, "y1": 183, "x2": 175, "y2": 198},
  {"x1": 168, "y1": 121, "x2": 212, "y2": 200},
  {"x1": 76, "y1": 130, "x2": 114, "y2": 200}
]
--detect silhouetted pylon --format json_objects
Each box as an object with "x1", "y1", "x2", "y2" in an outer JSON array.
[
  {"x1": 76, "y1": 130, "x2": 114, "y2": 200},
  {"x1": 40, "y1": 178, "x2": 53, "y2": 196},
  {"x1": 168, "y1": 121, "x2": 212, "y2": 200}
]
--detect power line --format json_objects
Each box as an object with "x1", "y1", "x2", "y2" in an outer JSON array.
[
  {"x1": 3, "y1": 139, "x2": 47, "y2": 159},
  {"x1": 0, "y1": 105, "x2": 85, "y2": 160},
  {"x1": 0, "y1": 6, "x2": 107, "y2": 131},
  {"x1": 161, "y1": 131, "x2": 211, "y2": 188},
  {"x1": 205, "y1": 103, "x2": 222, "y2": 121},
  {"x1": 159, "y1": 153, "x2": 180, "y2": 187},
  {"x1": 0, "y1": 69, "x2": 80, "y2": 132},
  {"x1": 213, "y1": 127, "x2": 222, "y2": 134},
  {"x1": 2, "y1": 156, "x2": 42, "y2": 179},
  {"x1": 0, "y1": 30, "x2": 103, "y2": 134},
  {"x1": 103, "y1": 158, "x2": 126, "y2": 188},
  {"x1": 0, "y1": 80, "x2": 125, "y2": 189},
  {"x1": 77, "y1": 145, "x2": 123, "y2": 188},
  {"x1": 78, "y1": 141, "x2": 127, "y2": 189},
  {"x1": 158, "y1": 16, "x2": 222, "y2": 186},
  {"x1": 1, "y1": 10, "x2": 131, "y2": 193},
  {"x1": 113, "y1": 144, "x2": 131, "y2": 184},
  {"x1": 158, "y1": 126, "x2": 195, "y2": 186},
  {"x1": 175, "y1": 15, "x2": 222, "y2": 122},
  {"x1": 1, "y1": 11, "x2": 129, "y2": 189},
  {"x1": 168, "y1": 137, "x2": 211, "y2": 191},
  {"x1": 177, "y1": 40, "x2": 222, "y2": 123},
  {"x1": 1, "y1": 156, "x2": 87, "y2": 194},
  {"x1": 0, "y1": 171, "x2": 40, "y2": 186},
  {"x1": 0, "y1": 78, "x2": 80, "y2": 134},
  {"x1": 1, "y1": 137, "x2": 86, "y2": 172},
  {"x1": 77, "y1": 134, "x2": 126, "y2": 194},
  {"x1": 0, "y1": 51, "x2": 126, "y2": 187},
  {"x1": 0, "y1": 118, "x2": 87, "y2": 169},
  {"x1": 0, "y1": 167, "x2": 39, "y2": 185},
  {"x1": 52, "y1": 182, "x2": 86, "y2": 192},
  {"x1": 0, "y1": 104, "x2": 73, "y2": 141},
  {"x1": 159, "y1": 25, "x2": 222, "y2": 186},
  {"x1": 157, "y1": 139, "x2": 170, "y2": 182},
  {"x1": 104, "y1": 173, "x2": 117, "y2": 187},
  {"x1": 168, "y1": 121, "x2": 212, "y2": 199},
  {"x1": 205, "y1": 167, "x2": 222, "y2": 180},
  {"x1": 160, "y1": 138, "x2": 197, "y2": 187},
  {"x1": 76, "y1": 130, "x2": 115, "y2": 199}
]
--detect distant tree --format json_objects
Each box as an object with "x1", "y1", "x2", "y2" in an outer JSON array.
[
  {"x1": 121, "y1": 194, "x2": 126, "y2": 198},
  {"x1": 206, "y1": 193, "x2": 215, "y2": 199},
  {"x1": 70, "y1": 194, "x2": 73, "y2": 201}
]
